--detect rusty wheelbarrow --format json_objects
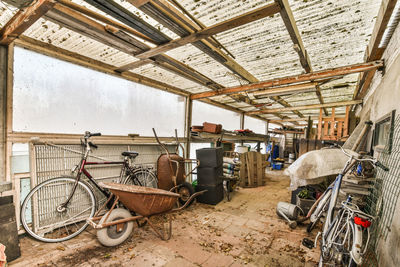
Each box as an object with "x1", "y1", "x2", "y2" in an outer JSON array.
[{"x1": 87, "y1": 182, "x2": 205, "y2": 247}]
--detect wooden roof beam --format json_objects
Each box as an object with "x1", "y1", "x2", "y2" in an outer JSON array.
[
  {"x1": 191, "y1": 61, "x2": 383, "y2": 100},
  {"x1": 275, "y1": 0, "x2": 311, "y2": 72},
  {"x1": 0, "y1": 0, "x2": 56, "y2": 45},
  {"x1": 247, "y1": 100, "x2": 362, "y2": 115},
  {"x1": 354, "y1": 0, "x2": 397, "y2": 100},
  {"x1": 133, "y1": 3, "x2": 280, "y2": 59},
  {"x1": 275, "y1": 0, "x2": 329, "y2": 116}
]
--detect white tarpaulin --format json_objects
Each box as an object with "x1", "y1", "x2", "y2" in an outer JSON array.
[{"x1": 284, "y1": 148, "x2": 358, "y2": 190}]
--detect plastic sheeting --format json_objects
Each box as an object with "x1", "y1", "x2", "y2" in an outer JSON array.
[{"x1": 284, "y1": 148, "x2": 358, "y2": 190}]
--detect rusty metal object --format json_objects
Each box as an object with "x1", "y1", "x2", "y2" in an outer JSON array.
[
  {"x1": 100, "y1": 182, "x2": 179, "y2": 217},
  {"x1": 157, "y1": 153, "x2": 185, "y2": 190}
]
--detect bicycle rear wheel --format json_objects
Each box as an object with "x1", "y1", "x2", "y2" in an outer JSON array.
[
  {"x1": 123, "y1": 169, "x2": 158, "y2": 188},
  {"x1": 21, "y1": 177, "x2": 97, "y2": 242}
]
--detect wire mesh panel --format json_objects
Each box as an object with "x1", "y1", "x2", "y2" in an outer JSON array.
[{"x1": 365, "y1": 115, "x2": 400, "y2": 264}]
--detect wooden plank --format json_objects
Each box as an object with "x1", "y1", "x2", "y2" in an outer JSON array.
[
  {"x1": 252, "y1": 82, "x2": 316, "y2": 96},
  {"x1": 0, "y1": 0, "x2": 56, "y2": 45},
  {"x1": 239, "y1": 154, "x2": 246, "y2": 187},
  {"x1": 323, "y1": 121, "x2": 329, "y2": 138},
  {"x1": 354, "y1": 0, "x2": 397, "y2": 99},
  {"x1": 343, "y1": 106, "x2": 350, "y2": 137},
  {"x1": 115, "y1": 59, "x2": 153, "y2": 73},
  {"x1": 317, "y1": 108, "x2": 323, "y2": 139},
  {"x1": 275, "y1": 0, "x2": 311, "y2": 72},
  {"x1": 184, "y1": 98, "x2": 192, "y2": 159},
  {"x1": 191, "y1": 61, "x2": 383, "y2": 100},
  {"x1": 256, "y1": 153, "x2": 263, "y2": 186},
  {"x1": 330, "y1": 107, "x2": 335, "y2": 137},
  {"x1": 247, "y1": 100, "x2": 362, "y2": 114},
  {"x1": 134, "y1": 3, "x2": 280, "y2": 59},
  {"x1": 337, "y1": 122, "x2": 343, "y2": 140},
  {"x1": 5, "y1": 44, "x2": 14, "y2": 182}
]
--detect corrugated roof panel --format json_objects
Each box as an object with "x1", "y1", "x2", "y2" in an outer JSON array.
[
  {"x1": 23, "y1": 18, "x2": 136, "y2": 66},
  {"x1": 0, "y1": 1, "x2": 18, "y2": 28}
]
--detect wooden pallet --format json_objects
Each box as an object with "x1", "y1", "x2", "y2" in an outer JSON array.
[{"x1": 239, "y1": 152, "x2": 268, "y2": 187}]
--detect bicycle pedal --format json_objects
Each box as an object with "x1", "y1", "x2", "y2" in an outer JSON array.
[{"x1": 302, "y1": 238, "x2": 314, "y2": 249}]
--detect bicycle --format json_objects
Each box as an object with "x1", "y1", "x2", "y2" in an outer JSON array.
[
  {"x1": 310, "y1": 141, "x2": 388, "y2": 266},
  {"x1": 21, "y1": 131, "x2": 157, "y2": 243}
]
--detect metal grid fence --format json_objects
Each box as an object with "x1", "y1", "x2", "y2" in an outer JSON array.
[{"x1": 365, "y1": 115, "x2": 400, "y2": 265}]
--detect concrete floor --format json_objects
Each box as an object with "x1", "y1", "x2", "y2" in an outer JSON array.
[{"x1": 10, "y1": 170, "x2": 319, "y2": 267}]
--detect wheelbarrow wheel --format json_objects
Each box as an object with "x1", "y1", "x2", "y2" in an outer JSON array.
[
  {"x1": 178, "y1": 182, "x2": 195, "y2": 207},
  {"x1": 97, "y1": 208, "x2": 133, "y2": 247}
]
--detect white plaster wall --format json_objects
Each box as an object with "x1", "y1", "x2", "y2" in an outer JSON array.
[
  {"x1": 13, "y1": 47, "x2": 186, "y2": 137},
  {"x1": 192, "y1": 101, "x2": 240, "y2": 131},
  {"x1": 359, "y1": 22, "x2": 400, "y2": 267},
  {"x1": 244, "y1": 116, "x2": 266, "y2": 135}
]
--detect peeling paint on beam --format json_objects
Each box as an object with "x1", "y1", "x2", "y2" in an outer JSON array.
[{"x1": 191, "y1": 61, "x2": 384, "y2": 100}]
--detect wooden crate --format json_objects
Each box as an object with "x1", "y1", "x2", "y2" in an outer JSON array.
[{"x1": 239, "y1": 152, "x2": 268, "y2": 187}]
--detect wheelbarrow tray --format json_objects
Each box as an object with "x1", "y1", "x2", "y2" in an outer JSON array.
[{"x1": 99, "y1": 182, "x2": 180, "y2": 217}]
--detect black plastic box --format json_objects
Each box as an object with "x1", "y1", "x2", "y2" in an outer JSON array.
[
  {"x1": 197, "y1": 166, "x2": 223, "y2": 185},
  {"x1": 196, "y1": 183, "x2": 224, "y2": 205},
  {"x1": 196, "y1": 147, "x2": 223, "y2": 168}
]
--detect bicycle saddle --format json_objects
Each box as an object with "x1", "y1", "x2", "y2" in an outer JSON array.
[{"x1": 122, "y1": 151, "x2": 139, "y2": 158}]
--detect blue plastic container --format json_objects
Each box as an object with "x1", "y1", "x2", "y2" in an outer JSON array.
[{"x1": 272, "y1": 162, "x2": 283, "y2": 170}]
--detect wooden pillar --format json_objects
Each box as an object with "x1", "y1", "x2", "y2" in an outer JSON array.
[
  {"x1": 343, "y1": 106, "x2": 350, "y2": 137},
  {"x1": 184, "y1": 97, "x2": 192, "y2": 159},
  {"x1": 317, "y1": 108, "x2": 323, "y2": 139},
  {"x1": 0, "y1": 44, "x2": 12, "y2": 182},
  {"x1": 330, "y1": 107, "x2": 335, "y2": 137}
]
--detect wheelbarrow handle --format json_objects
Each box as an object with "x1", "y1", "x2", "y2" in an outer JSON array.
[{"x1": 172, "y1": 190, "x2": 207, "y2": 211}]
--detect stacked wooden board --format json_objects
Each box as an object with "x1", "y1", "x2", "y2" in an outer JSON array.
[{"x1": 239, "y1": 152, "x2": 269, "y2": 187}]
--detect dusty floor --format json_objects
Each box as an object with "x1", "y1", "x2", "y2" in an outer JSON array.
[{"x1": 10, "y1": 170, "x2": 320, "y2": 267}]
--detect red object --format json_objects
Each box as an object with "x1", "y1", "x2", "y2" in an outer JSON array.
[
  {"x1": 203, "y1": 122, "x2": 222, "y2": 134},
  {"x1": 316, "y1": 192, "x2": 323, "y2": 200},
  {"x1": 354, "y1": 216, "x2": 371, "y2": 228}
]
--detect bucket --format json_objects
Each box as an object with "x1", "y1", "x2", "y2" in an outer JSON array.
[
  {"x1": 276, "y1": 201, "x2": 299, "y2": 220},
  {"x1": 288, "y1": 153, "x2": 295, "y2": 163}
]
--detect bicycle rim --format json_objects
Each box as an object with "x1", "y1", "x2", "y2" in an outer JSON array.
[
  {"x1": 124, "y1": 169, "x2": 158, "y2": 188},
  {"x1": 21, "y1": 177, "x2": 96, "y2": 242}
]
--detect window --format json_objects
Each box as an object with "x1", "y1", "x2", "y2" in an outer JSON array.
[{"x1": 374, "y1": 110, "x2": 396, "y2": 153}]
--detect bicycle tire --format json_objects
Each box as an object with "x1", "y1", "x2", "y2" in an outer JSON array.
[
  {"x1": 21, "y1": 177, "x2": 97, "y2": 243},
  {"x1": 123, "y1": 168, "x2": 158, "y2": 188}
]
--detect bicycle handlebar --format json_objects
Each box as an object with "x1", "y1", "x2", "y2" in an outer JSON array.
[
  {"x1": 375, "y1": 161, "x2": 389, "y2": 172},
  {"x1": 90, "y1": 132, "x2": 101, "y2": 137}
]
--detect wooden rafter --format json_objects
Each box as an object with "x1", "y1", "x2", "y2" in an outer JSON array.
[
  {"x1": 191, "y1": 61, "x2": 383, "y2": 100},
  {"x1": 354, "y1": 0, "x2": 397, "y2": 100},
  {"x1": 275, "y1": 0, "x2": 328, "y2": 115},
  {"x1": 126, "y1": 0, "x2": 305, "y2": 119},
  {"x1": 0, "y1": 0, "x2": 56, "y2": 45},
  {"x1": 246, "y1": 100, "x2": 362, "y2": 115},
  {"x1": 132, "y1": 3, "x2": 280, "y2": 59}
]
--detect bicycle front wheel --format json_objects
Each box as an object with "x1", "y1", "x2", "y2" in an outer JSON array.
[
  {"x1": 21, "y1": 177, "x2": 97, "y2": 242},
  {"x1": 123, "y1": 169, "x2": 158, "y2": 188}
]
